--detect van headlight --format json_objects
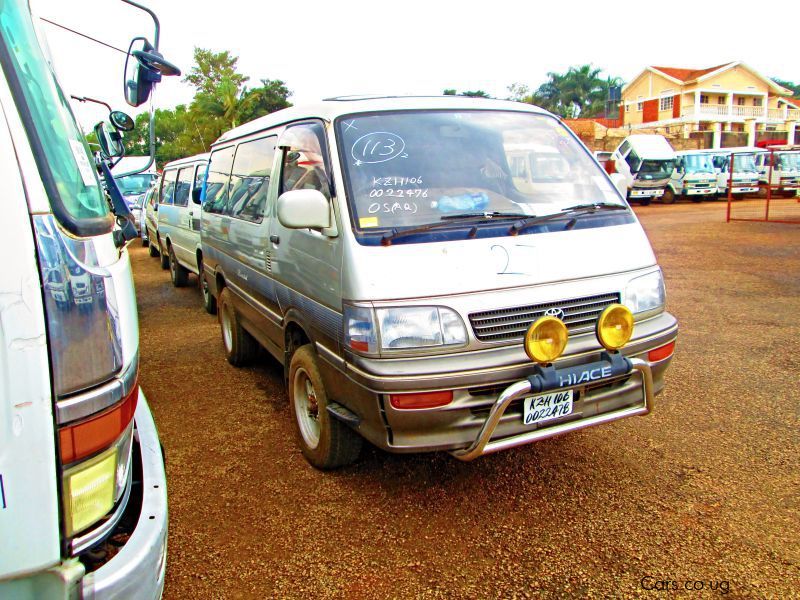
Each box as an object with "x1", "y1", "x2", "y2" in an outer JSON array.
[
  {"x1": 344, "y1": 304, "x2": 467, "y2": 353},
  {"x1": 624, "y1": 270, "x2": 665, "y2": 315}
]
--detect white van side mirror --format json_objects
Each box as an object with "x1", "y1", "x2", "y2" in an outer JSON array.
[
  {"x1": 277, "y1": 189, "x2": 331, "y2": 230},
  {"x1": 608, "y1": 173, "x2": 628, "y2": 198}
]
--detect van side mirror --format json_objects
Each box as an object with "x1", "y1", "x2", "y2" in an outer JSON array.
[
  {"x1": 94, "y1": 122, "x2": 124, "y2": 159},
  {"x1": 608, "y1": 173, "x2": 628, "y2": 198},
  {"x1": 123, "y1": 37, "x2": 181, "y2": 107},
  {"x1": 192, "y1": 187, "x2": 202, "y2": 204},
  {"x1": 277, "y1": 190, "x2": 330, "y2": 230}
]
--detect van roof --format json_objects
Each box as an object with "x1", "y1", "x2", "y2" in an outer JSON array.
[
  {"x1": 212, "y1": 96, "x2": 550, "y2": 147},
  {"x1": 162, "y1": 152, "x2": 210, "y2": 169},
  {"x1": 675, "y1": 147, "x2": 764, "y2": 156},
  {"x1": 112, "y1": 155, "x2": 158, "y2": 175},
  {"x1": 623, "y1": 134, "x2": 676, "y2": 159}
]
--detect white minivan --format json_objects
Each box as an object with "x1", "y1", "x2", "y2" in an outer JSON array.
[
  {"x1": 156, "y1": 153, "x2": 211, "y2": 294},
  {"x1": 201, "y1": 96, "x2": 678, "y2": 469},
  {"x1": 611, "y1": 135, "x2": 677, "y2": 205}
]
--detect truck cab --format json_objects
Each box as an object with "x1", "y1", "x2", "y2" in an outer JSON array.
[
  {"x1": 754, "y1": 145, "x2": 800, "y2": 197},
  {"x1": 666, "y1": 150, "x2": 718, "y2": 203}
]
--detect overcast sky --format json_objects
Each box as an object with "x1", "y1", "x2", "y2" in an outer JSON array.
[{"x1": 31, "y1": 0, "x2": 800, "y2": 133}]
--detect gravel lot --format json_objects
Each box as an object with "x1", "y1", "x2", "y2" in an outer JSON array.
[{"x1": 133, "y1": 202, "x2": 799, "y2": 599}]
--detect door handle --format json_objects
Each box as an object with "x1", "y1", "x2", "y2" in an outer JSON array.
[{"x1": 270, "y1": 235, "x2": 280, "y2": 244}]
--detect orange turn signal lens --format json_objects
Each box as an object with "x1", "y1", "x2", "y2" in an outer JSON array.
[
  {"x1": 59, "y1": 385, "x2": 138, "y2": 465},
  {"x1": 648, "y1": 341, "x2": 676, "y2": 362},
  {"x1": 390, "y1": 391, "x2": 453, "y2": 410}
]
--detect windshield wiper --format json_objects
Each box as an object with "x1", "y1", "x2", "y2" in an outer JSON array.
[
  {"x1": 508, "y1": 202, "x2": 628, "y2": 235},
  {"x1": 380, "y1": 212, "x2": 530, "y2": 246}
]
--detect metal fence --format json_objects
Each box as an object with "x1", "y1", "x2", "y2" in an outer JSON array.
[{"x1": 727, "y1": 148, "x2": 800, "y2": 224}]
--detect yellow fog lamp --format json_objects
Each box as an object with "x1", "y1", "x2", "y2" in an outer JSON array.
[
  {"x1": 524, "y1": 316, "x2": 568, "y2": 364},
  {"x1": 596, "y1": 304, "x2": 634, "y2": 351},
  {"x1": 63, "y1": 446, "x2": 118, "y2": 536}
]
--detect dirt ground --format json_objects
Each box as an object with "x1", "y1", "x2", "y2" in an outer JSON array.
[{"x1": 132, "y1": 201, "x2": 800, "y2": 599}]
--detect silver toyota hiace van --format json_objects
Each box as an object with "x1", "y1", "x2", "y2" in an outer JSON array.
[{"x1": 201, "y1": 96, "x2": 678, "y2": 469}]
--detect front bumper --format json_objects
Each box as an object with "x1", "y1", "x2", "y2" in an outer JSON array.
[
  {"x1": 685, "y1": 187, "x2": 716, "y2": 196},
  {"x1": 333, "y1": 312, "x2": 677, "y2": 455},
  {"x1": 451, "y1": 354, "x2": 653, "y2": 460},
  {"x1": 82, "y1": 390, "x2": 168, "y2": 599},
  {"x1": 629, "y1": 188, "x2": 664, "y2": 198}
]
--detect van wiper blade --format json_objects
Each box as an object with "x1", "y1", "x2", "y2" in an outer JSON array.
[
  {"x1": 508, "y1": 203, "x2": 627, "y2": 235},
  {"x1": 381, "y1": 212, "x2": 529, "y2": 246},
  {"x1": 440, "y1": 211, "x2": 531, "y2": 220},
  {"x1": 561, "y1": 202, "x2": 628, "y2": 212}
]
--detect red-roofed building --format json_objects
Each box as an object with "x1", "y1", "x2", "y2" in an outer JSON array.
[{"x1": 619, "y1": 61, "x2": 799, "y2": 147}]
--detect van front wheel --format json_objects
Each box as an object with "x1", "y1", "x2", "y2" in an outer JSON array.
[
  {"x1": 289, "y1": 345, "x2": 362, "y2": 469},
  {"x1": 661, "y1": 188, "x2": 676, "y2": 204},
  {"x1": 218, "y1": 288, "x2": 257, "y2": 366}
]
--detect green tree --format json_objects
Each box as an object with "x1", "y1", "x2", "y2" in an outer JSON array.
[
  {"x1": 100, "y1": 48, "x2": 293, "y2": 168},
  {"x1": 442, "y1": 88, "x2": 491, "y2": 98},
  {"x1": 184, "y1": 48, "x2": 248, "y2": 95},
  {"x1": 522, "y1": 65, "x2": 621, "y2": 118},
  {"x1": 772, "y1": 78, "x2": 800, "y2": 98}
]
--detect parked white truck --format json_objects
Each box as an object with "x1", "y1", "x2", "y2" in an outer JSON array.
[
  {"x1": 665, "y1": 150, "x2": 718, "y2": 203},
  {"x1": 0, "y1": 0, "x2": 179, "y2": 597},
  {"x1": 610, "y1": 135, "x2": 676, "y2": 205},
  {"x1": 754, "y1": 145, "x2": 800, "y2": 197}
]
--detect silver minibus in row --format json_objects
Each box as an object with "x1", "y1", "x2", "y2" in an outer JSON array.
[
  {"x1": 200, "y1": 96, "x2": 678, "y2": 469},
  {"x1": 156, "y1": 153, "x2": 211, "y2": 300}
]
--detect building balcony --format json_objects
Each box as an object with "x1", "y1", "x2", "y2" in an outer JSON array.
[{"x1": 681, "y1": 104, "x2": 800, "y2": 122}]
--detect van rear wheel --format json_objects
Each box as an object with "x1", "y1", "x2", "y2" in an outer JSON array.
[
  {"x1": 288, "y1": 345, "x2": 362, "y2": 469},
  {"x1": 159, "y1": 239, "x2": 169, "y2": 269},
  {"x1": 199, "y1": 261, "x2": 217, "y2": 315},
  {"x1": 148, "y1": 237, "x2": 159, "y2": 257},
  {"x1": 218, "y1": 288, "x2": 257, "y2": 366},
  {"x1": 169, "y1": 246, "x2": 189, "y2": 287}
]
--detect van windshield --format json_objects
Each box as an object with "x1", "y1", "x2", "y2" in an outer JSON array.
[
  {"x1": 730, "y1": 154, "x2": 757, "y2": 172},
  {"x1": 682, "y1": 155, "x2": 714, "y2": 174},
  {"x1": 638, "y1": 159, "x2": 675, "y2": 178},
  {"x1": 0, "y1": 0, "x2": 111, "y2": 236},
  {"x1": 336, "y1": 110, "x2": 624, "y2": 236},
  {"x1": 115, "y1": 173, "x2": 157, "y2": 196}
]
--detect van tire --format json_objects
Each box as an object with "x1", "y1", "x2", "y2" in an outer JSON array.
[
  {"x1": 661, "y1": 188, "x2": 676, "y2": 204},
  {"x1": 288, "y1": 345, "x2": 362, "y2": 469},
  {"x1": 159, "y1": 240, "x2": 169, "y2": 270},
  {"x1": 142, "y1": 237, "x2": 149, "y2": 247},
  {"x1": 218, "y1": 288, "x2": 257, "y2": 366},
  {"x1": 149, "y1": 239, "x2": 159, "y2": 257},
  {"x1": 169, "y1": 246, "x2": 189, "y2": 287},
  {"x1": 200, "y1": 262, "x2": 217, "y2": 315}
]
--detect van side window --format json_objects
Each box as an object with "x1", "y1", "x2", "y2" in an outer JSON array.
[
  {"x1": 204, "y1": 146, "x2": 236, "y2": 214},
  {"x1": 193, "y1": 163, "x2": 207, "y2": 205},
  {"x1": 160, "y1": 169, "x2": 178, "y2": 205},
  {"x1": 226, "y1": 135, "x2": 276, "y2": 223},
  {"x1": 174, "y1": 167, "x2": 193, "y2": 207},
  {"x1": 279, "y1": 121, "x2": 331, "y2": 199},
  {"x1": 624, "y1": 149, "x2": 641, "y2": 171}
]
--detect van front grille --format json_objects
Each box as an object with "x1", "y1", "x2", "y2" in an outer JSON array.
[{"x1": 469, "y1": 292, "x2": 621, "y2": 343}]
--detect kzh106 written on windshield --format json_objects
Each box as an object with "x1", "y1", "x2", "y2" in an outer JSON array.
[{"x1": 336, "y1": 111, "x2": 622, "y2": 232}]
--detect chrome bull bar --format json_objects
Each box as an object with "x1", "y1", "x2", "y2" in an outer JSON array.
[{"x1": 450, "y1": 356, "x2": 655, "y2": 462}]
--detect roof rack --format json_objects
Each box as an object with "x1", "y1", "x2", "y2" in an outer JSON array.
[{"x1": 321, "y1": 94, "x2": 490, "y2": 102}]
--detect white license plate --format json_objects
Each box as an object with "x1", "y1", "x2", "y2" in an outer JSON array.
[{"x1": 523, "y1": 389, "x2": 574, "y2": 426}]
